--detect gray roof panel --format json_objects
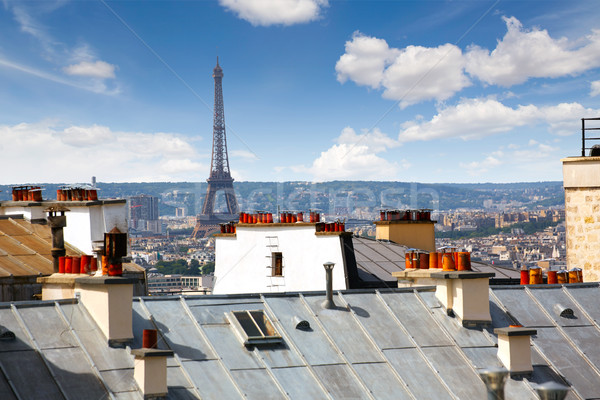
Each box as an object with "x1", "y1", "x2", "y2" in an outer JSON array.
[
  {"x1": 312, "y1": 364, "x2": 371, "y2": 399},
  {"x1": 0, "y1": 349, "x2": 63, "y2": 400},
  {"x1": 529, "y1": 287, "x2": 593, "y2": 327},
  {"x1": 202, "y1": 324, "x2": 263, "y2": 370},
  {"x1": 534, "y1": 327, "x2": 600, "y2": 399},
  {"x1": 491, "y1": 287, "x2": 554, "y2": 327},
  {"x1": 0, "y1": 308, "x2": 32, "y2": 351},
  {"x1": 430, "y1": 307, "x2": 494, "y2": 348},
  {"x1": 384, "y1": 347, "x2": 453, "y2": 400},
  {"x1": 303, "y1": 294, "x2": 384, "y2": 364},
  {"x1": 142, "y1": 299, "x2": 217, "y2": 361},
  {"x1": 100, "y1": 368, "x2": 138, "y2": 394},
  {"x1": 353, "y1": 362, "x2": 413, "y2": 400},
  {"x1": 564, "y1": 285, "x2": 600, "y2": 323},
  {"x1": 60, "y1": 302, "x2": 134, "y2": 371},
  {"x1": 42, "y1": 347, "x2": 108, "y2": 399},
  {"x1": 270, "y1": 366, "x2": 328, "y2": 399},
  {"x1": 379, "y1": 291, "x2": 453, "y2": 347},
  {"x1": 230, "y1": 368, "x2": 286, "y2": 400},
  {"x1": 422, "y1": 346, "x2": 485, "y2": 399},
  {"x1": 182, "y1": 359, "x2": 242, "y2": 400},
  {"x1": 562, "y1": 325, "x2": 600, "y2": 367},
  {"x1": 16, "y1": 304, "x2": 77, "y2": 349},
  {"x1": 342, "y1": 292, "x2": 414, "y2": 349},
  {"x1": 264, "y1": 295, "x2": 344, "y2": 365}
]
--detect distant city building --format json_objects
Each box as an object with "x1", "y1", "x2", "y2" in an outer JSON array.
[
  {"x1": 129, "y1": 194, "x2": 161, "y2": 234},
  {"x1": 147, "y1": 272, "x2": 214, "y2": 294}
]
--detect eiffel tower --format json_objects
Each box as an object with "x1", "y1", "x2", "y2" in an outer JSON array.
[{"x1": 192, "y1": 58, "x2": 239, "y2": 239}]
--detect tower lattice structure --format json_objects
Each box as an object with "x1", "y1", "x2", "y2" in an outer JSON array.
[{"x1": 192, "y1": 58, "x2": 239, "y2": 239}]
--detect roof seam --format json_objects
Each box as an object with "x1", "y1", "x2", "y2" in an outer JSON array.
[{"x1": 337, "y1": 291, "x2": 417, "y2": 400}]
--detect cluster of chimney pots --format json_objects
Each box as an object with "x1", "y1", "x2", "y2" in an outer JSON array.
[
  {"x1": 380, "y1": 209, "x2": 432, "y2": 222},
  {"x1": 405, "y1": 247, "x2": 472, "y2": 271},
  {"x1": 221, "y1": 211, "x2": 345, "y2": 233},
  {"x1": 55, "y1": 229, "x2": 126, "y2": 277},
  {"x1": 11, "y1": 186, "x2": 43, "y2": 202},
  {"x1": 56, "y1": 187, "x2": 98, "y2": 201},
  {"x1": 520, "y1": 266, "x2": 583, "y2": 285}
]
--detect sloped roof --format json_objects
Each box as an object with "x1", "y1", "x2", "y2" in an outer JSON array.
[
  {"x1": 4, "y1": 283, "x2": 597, "y2": 399},
  {"x1": 0, "y1": 216, "x2": 81, "y2": 277},
  {"x1": 351, "y1": 236, "x2": 521, "y2": 286},
  {"x1": 0, "y1": 216, "x2": 144, "y2": 277}
]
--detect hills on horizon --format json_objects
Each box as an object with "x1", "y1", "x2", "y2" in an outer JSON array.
[{"x1": 0, "y1": 180, "x2": 564, "y2": 216}]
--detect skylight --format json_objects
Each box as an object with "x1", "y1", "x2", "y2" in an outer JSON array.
[{"x1": 227, "y1": 310, "x2": 283, "y2": 346}]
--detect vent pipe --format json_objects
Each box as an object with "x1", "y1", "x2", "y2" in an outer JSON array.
[
  {"x1": 45, "y1": 206, "x2": 70, "y2": 273},
  {"x1": 322, "y1": 262, "x2": 336, "y2": 309},
  {"x1": 535, "y1": 381, "x2": 570, "y2": 400},
  {"x1": 479, "y1": 367, "x2": 509, "y2": 400}
]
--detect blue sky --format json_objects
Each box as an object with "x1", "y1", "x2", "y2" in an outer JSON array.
[{"x1": 1, "y1": 0, "x2": 599, "y2": 184}]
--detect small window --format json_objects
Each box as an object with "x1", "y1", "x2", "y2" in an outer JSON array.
[
  {"x1": 271, "y1": 252, "x2": 283, "y2": 276},
  {"x1": 227, "y1": 310, "x2": 283, "y2": 346}
]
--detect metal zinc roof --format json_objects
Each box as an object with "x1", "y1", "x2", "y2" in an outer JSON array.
[
  {"x1": 128, "y1": 286, "x2": 597, "y2": 400},
  {"x1": 2, "y1": 284, "x2": 600, "y2": 399},
  {"x1": 351, "y1": 236, "x2": 521, "y2": 286}
]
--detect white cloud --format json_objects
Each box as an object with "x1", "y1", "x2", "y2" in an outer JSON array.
[
  {"x1": 0, "y1": 121, "x2": 206, "y2": 183},
  {"x1": 63, "y1": 60, "x2": 116, "y2": 79},
  {"x1": 336, "y1": 33, "x2": 470, "y2": 107},
  {"x1": 335, "y1": 33, "x2": 399, "y2": 88},
  {"x1": 459, "y1": 140, "x2": 558, "y2": 176},
  {"x1": 466, "y1": 17, "x2": 600, "y2": 86},
  {"x1": 219, "y1": 0, "x2": 328, "y2": 26},
  {"x1": 381, "y1": 44, "x2": 471, "y2": 108},
  {"x1": 336, "y1": 17, "x2": 600, "y2": 106},
  {"x1": 295, "y1": 127, "x2": 404, "y2": 181},
  {"x1": 398, "y1": 98, "x2": 600, "y2": 142},
  {"x1": 459, "y1": 155, "x2": 503, "y2": 176},
  {"x1": 591, "y1": 80, "x2": 600, "y2": 97}
]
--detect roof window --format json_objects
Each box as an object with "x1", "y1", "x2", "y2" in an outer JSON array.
[{"x1": 227, "y1": 310, "x2": 283, "y2": 346}]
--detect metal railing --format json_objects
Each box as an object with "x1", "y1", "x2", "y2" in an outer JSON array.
[{"x1": 581, "y1": 117, "x2": 600, "y2": 156}]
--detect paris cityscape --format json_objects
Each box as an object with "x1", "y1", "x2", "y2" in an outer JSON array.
[{"x1": 1, "y1": 1, "x2": 600, "y2": 398}]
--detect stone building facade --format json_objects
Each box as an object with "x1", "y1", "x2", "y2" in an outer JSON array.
[{"x1": 562, "y1": 156, "x2": 600, "y2": 282}]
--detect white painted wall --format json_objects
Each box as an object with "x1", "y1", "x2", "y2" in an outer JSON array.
[
  {"x1": 214, "y1": 225, "x2": 348, "y2": 295},
  {"x1": 0, "y1": 201, "x2": 128, "y2": 255}
]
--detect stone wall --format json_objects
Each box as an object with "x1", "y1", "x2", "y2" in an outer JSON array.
[{"x1": 565, "y1": 187, "x2": 600, "y2": 282}]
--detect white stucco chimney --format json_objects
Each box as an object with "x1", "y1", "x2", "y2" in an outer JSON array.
[
  {"x1": 131, "y1": 348, "x2": 174, "y2": 398},
  {"x1": 74, "y1": 276, "x2": 136, "y2": 346},
  {"x1": 494, "y1": 326, "x2": 537, "y2": 375},
  {"x1": 431, "y1": 271, "x2": 494, "y2": 326}
]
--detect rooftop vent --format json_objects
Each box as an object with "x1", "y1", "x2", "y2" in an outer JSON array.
[
  {"x1": 553, "y1": 304, "x2": 575, "y2": 319},
  {"x1": 293, "y1": 316, "x2": 311, "y2": 330},
  {"x1": 227, "y1": 310, "x2": 283, "y2": 346}
]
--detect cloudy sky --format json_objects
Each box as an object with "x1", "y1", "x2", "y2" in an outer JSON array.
[{"x1": 1, "y1": 0, "x2": 599, "y2": 184}]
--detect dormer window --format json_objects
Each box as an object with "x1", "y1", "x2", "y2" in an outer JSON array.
[{"x1": 227, "y1": 310, "x2": 283, "y2": 346}]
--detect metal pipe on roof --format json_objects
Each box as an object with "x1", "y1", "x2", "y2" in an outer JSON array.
[
  {"x1": 479, "y1": 367, "x2": 508, "y2": 400},
  {"x1": 322, "y1": 262, "x2": 335, "y2": 309}
]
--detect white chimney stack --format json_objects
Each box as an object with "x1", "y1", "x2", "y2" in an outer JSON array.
[
  {"x1": 131, "y1": 348, "x2": 173, "y2": 398},
  {"x1": 74, "y1": 276, "x2": 135, "y2": 346},
  {"x1": 494, "y1": 326, "x2": 537, "y2": 375},
  {"x1": 431, "y1": 271, "x2": 494, "y2": 326}
]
